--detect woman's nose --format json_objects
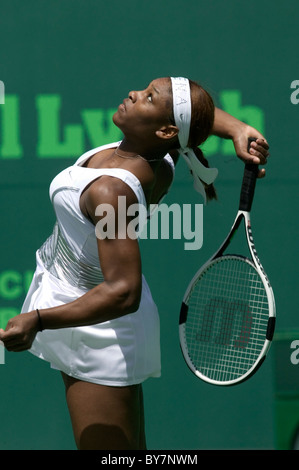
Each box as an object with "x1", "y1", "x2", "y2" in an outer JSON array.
[{"x1": 128, "y1": 90, "x2": 137, "y2": 102}]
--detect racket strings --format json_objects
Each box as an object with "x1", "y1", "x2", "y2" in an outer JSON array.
[{"x1": 184, "y1": 256, "x2": 269, "y2": 382}]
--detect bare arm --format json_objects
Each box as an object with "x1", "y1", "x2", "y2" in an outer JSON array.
[
  {"x1": 0, "y1": 177, "x2": 142, "y2": 351},
  {"x1": 213, "y1": 108, "x2": 270, "y2": 177},
  {"x1": 169, "y1": 108, "x2": 270, "y2": 178}
]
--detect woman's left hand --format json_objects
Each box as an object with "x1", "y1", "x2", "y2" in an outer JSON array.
[{"x1": 0, "y1": 312, "x2": 39, "y2": 352}]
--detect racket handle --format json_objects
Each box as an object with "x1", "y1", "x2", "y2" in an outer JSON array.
[{"x1": 239, "y1": 138, "x2": 259, "y2": 212}]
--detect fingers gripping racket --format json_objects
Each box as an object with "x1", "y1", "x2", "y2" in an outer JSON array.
[{"x1": 179, "y1": 139, "x2": 276, "y2": 386}]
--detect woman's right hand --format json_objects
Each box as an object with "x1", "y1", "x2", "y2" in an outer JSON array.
[{"x1": 232, "y1": 124, "x2": 270, "y2": 178}]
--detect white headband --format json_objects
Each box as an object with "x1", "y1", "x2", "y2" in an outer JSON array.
[{"x1": 170, "y1": 77, "x2": 218, "y2": 202}]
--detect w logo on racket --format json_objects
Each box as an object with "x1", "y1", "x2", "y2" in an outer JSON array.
[{"x1": 196, "y1": 297, "x2": 252, "y2": 349}]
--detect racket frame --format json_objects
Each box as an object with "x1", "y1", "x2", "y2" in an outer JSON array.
[
  {"x1": 179, "y1": 149, "x2": 276, "y2": 386},
  {"x1": 179, "y1": 208, "x2": 276, "y2": 386}
]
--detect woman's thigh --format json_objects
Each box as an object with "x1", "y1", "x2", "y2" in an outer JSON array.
[{"x1": 61, "y1": 372, "x2": 146, "y2": 450}]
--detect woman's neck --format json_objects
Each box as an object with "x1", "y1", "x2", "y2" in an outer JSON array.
[{"x1": 118, "y1": 138, "x2": 172, "y2": 163}]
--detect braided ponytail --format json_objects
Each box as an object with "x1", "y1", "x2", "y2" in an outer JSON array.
[{"x1": 188, "y1": 81, "x2": 217, "y2": 201}]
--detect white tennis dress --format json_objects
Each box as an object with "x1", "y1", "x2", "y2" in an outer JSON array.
[{"x1": 21, "y1": 142, "x2": 174, "y2": 386}]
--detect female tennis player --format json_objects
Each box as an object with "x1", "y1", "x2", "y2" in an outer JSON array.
[{"x1": 0, "y1": 77, "x2": 269, "y2": 450}]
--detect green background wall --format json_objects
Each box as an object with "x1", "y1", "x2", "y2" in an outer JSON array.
[{"x1": 0, "y1": 0, "x2": 298, "y2": 450}]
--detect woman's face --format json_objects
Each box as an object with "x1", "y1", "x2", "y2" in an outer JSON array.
[{"x1": 113, "y1": 77, "x2": 173, "y2": 141}]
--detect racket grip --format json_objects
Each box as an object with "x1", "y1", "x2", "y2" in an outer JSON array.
[{"x1": 239, "y1": 139, "x2": 259, "y2": 212}]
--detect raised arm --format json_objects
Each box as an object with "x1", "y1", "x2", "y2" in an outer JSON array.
[{"x1": 213, "y1": 108, "x2": 270, "y2": 177}]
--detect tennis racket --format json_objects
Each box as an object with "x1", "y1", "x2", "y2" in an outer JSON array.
[{"x1": 179, "y1": 139, "x2": 276, "y2": 386}]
